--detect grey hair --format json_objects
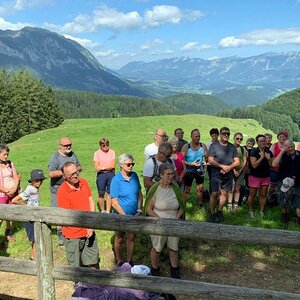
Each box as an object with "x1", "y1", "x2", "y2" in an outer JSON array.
[
  {"x1": 159, "y1": 163, "x2": 174, "y2": 176},
  {"x1": 0, "y1": 144, "x2": 10, "y2": 153},
  {"x1": 158, "y1": 142, "x2": 173, "y2": 153},
  {"x1": 168, "y1": 136, "x2": 179, "y2": 143},
  {"x1": 119, "y1": 153, "x2": 134, "y2": 164}
]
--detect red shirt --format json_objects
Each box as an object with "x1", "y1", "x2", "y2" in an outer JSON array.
[{"x1": 57, "y1": 178, "x2": 92, "y2": 239}]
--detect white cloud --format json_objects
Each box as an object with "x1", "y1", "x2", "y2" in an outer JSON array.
[
  {"x1": 219, "y1": 28, "x2": 300, "y2": 47},
  {"x1": 93, "y1": 5, "x2": 142, "y2": 30},
  {"x1": 163, "y1": 49, "x2": 173, "y2": 54},
  {"x1": 0, "y1": 0, "x2": 52, "y2": 16},
  {"x1": 141, "y1": 38, "x2": 163, "y2": 50},
  {"x1": 144, "y1": 5, "x2": 181, "y2": 27},
  {"x1": 180, "y1": 42, "x2": 212, "y2": 51},
  {"x1": 0, "y1": 17, "x2": 32, "y2": 29},
  {"x1": 94, "y1": 49, "x2": 119, "y2": 58},
  {"x1": 63, "y1": 34, "x2": 99, "y2": 48}
]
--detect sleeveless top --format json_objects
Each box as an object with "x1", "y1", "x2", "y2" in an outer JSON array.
[{"x1": 185, "y1": 143, "x2": 204, "y2": 171}]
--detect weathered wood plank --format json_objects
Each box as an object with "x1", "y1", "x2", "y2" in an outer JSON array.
[
  {"x1": 52, "y1": 265, "x2": 300, "y2": 299},
  {"x1": 35, "y1": 222, "x2": 56, "y2": 300},
  {"x1": 0, "y1": 257, "x2": 36, "y2": 275},
  {"x1": 1, "y1": 205, "x2": 300, "y2": 248}
]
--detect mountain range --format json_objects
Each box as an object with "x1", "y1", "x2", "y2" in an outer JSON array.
[
  {"x1": 0, "y1": 27, "x2": 145, "y2": 97},
  {"x1": 118, "y1": 53, "x2": 300, "y2": 106},
  {"x1": 1, "y1": 26, "x2": 300, "y2": 107}
]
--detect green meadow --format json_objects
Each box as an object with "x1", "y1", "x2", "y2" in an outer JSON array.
[{"x1": 1, "y1": 114, "x2": 299, "y2": 286}]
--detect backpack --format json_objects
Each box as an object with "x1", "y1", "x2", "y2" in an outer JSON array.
[{"x1": 150, "y1": 155, "x2": 173, "y2": 182}]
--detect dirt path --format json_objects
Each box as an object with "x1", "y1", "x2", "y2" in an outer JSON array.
[{"x1": 0, "y1": 254, "x2": 299, "y2": 300}]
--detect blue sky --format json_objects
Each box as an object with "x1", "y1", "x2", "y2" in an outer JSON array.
[{"x1": 1, "y1": 0, "x2": 300, "y2": 69}]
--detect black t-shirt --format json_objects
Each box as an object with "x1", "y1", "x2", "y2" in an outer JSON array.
[
  {"x1": 279, "y1": 151, "x2": 300, "y2": 186},
  {"x1": 249, "y1": 147, "x2": 273, "y2": 178}
]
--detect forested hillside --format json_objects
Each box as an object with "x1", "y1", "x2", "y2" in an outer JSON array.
[
  {"x1": 54, "y1": 90, "x2": 182, "y2": 119},
  {"x1": 218, "y1": 88, "x2": 300, "y2": 140},
  {"x1": 160, "y1": 93, "x2": 230, "y2": 114},
  {"x1": 0, "y1": 69, "x2": 63, "y2": 143},
  {"x1": 262, "y1": 88, "x2": 300, "y2": 126}
]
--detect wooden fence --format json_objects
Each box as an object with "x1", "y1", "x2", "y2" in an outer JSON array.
[{"x1": 0, "y1": 204, "x2": 299, "y2": 299}]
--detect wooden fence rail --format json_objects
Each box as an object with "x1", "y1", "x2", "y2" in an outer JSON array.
[{"x1": 0, "y1": 204, "x2": 299, "y2": 299}]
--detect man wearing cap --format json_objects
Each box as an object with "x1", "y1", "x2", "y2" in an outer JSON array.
[
  {"x1": 144, "y1": 128, "x2": 167, "y2": 160},
  {"x1": 57, "y1": 162, "x2": 100, "y2": 268},
  {"x1": 208, "y1": 127, "x2": 240, "y2": 223},
  {"x1": 48, "y1": 137, "x2": 82, "y2": 245},
  {"x1": 272, "y1": 140, "x2": 300, "y2": 226}
]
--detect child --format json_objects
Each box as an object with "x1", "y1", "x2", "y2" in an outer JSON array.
[{"x1": 11, "y1": 169, "x2": 46, "y2": 260}]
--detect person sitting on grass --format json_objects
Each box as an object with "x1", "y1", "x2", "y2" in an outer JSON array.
[{"x1": 11, "y1": 169, "x2": 46, "y2": 260}]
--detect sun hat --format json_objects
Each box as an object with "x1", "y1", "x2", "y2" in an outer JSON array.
[
  {"x1": 28, "y1": 169, "x2": 47, "y2": 182},
  {"x1": 280, "y1": 177, "x2": 295, "y2": 193}
]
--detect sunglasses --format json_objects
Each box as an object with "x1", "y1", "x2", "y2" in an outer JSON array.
[
  {"x1": 66, "y1": 171, "x2": 79, "y2": 179},
  {"x1": 101, "y1": 144, "x2": 109, "y2": 147},
  {"x1": 157, "y1": 134, "x2": 167, "y2": 138},
  {"x1": 221, "y1": 132, "x2": 230, "y2": 136},
  {"x1": 124, "y1": 163, "x2": 135, "y2": 167},
  {"x1": 235, "y1": 137, "x2": 243, "y2": 141},
  {"x1": 61, "y1": 144, "x2": 72, "y2": 147},
  {"x1": 160, "y1": 151, "x2": 172, "y2": 158}
]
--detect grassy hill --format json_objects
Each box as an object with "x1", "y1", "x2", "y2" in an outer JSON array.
[
  {"x1": 2, "y1": 115, "x2": 299, "y2": 297},
  {"x1": 160, "y1": 93, "x2": 230, "y2": 114}
]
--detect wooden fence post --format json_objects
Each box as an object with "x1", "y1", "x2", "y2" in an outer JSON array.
[{"x1": 34, "y1": 221, "x2": 56, "y2": 300}]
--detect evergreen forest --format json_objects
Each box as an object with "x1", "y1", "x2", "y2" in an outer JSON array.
[{"x1": 0, "y1": 69, "x2": 64, "y2": 144}]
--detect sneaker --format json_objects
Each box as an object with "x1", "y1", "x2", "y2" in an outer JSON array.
[
  {"x1": 233, "y1": 204, "x2": 239, "y2": 212},
  {"x1": 227, "y1": 204, "x2": 233, "y2": 212},
  {"x1": 259, "y1": 211, "x2": 264, "y2": 219},
  {"x1": 208, "y1": 213, "x2": 215, "y2": 223},
  {"x1": 5, "y1": 230, "x2": 15, "y2": 242},
  {"x1": 281, "y1": 213, "x2": 289, "y2": 229},
  {"x1": 150, "y1": 267, "x2": 160, "y2": 276},
  {"x1": 248, "y1": 211, "x2": 254, "y2": 219},
  {"x1": 216, "y1": 210, "x2": 224, "y2": 223},
  {"x1": 170, "y1": 267, "x2": 181, "y2": 279}
]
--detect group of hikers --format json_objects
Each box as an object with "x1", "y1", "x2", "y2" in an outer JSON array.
[{"x1": 0, "y1": 125, "x2": 300, "y2": 283}]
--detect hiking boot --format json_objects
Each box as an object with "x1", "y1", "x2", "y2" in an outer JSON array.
[
  {"x1": 170, "y1": 266, "x2": 181, "y2": 279},
  {"x1": 216, "y1": 210, "x2": 224, "y2": 223},
  {"x1": 248, "y1": 211, "x2": 254, "y2": 219},
  {"x1": 5, "y1": 229, "x2": 15, "y2": 242},
  {"x1": 150, "y1": 267, "x2": 160, "y2": 276},
  {"x1": 116, "y1": 261, "x2": 124, "y2": 268},
  {"x1": 208, "y1": 213, "x2": 215, "y2": 223}
]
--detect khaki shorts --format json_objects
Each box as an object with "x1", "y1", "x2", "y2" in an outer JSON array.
[
  {"x1": 63, "y1": 233, "x2": 100, "y2": 267},
  {"x1": 151, "y1": 235, "x2": 179, "y2": 252}
]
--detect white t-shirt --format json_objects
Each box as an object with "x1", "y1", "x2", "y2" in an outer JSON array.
[
  {"x1": 143, "y1": 157, "x2": 176, "y2": 182},
  {"x1": 144, "y1": 143, "x2": 158, "y2": 161}
]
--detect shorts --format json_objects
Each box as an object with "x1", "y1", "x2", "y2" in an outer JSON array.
[
  {"x1": 234, "y1": 171, "x2": 245, "y2": 186},
  {"x1": 270, "y1": 170, "x2": 280, "y2": 183},
  {"x1": 248, "y1": 175, "x2": 270, "y2": 188},
  {"x1": 96, "y1": 172, "x2": 114, "y2": 196},
  {"x1": 151, "y1": 234, "x2": 179, "y2": 252},
  {"x1": 184, "y1": 171, "x2": 204, "y2": 187},
  {"x1": 0, "y1": 195, "x2": 10, "y2": 204},
  {"x1": 23, "y1": 222, "x2": 35, "y2": 242},
  {"x1": 50, "y1": 192, "x2": 58, "y2": 207},
  {"x1": 211, "y1": 176, "x2": 234, "y2": 193},
  {"x1": 63, "y1": 233, "x2": 100, "y2": 267}
]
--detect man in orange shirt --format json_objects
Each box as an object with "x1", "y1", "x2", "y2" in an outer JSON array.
[{"x1": 57, "y1": 162, "x2": 99, "y2": 268}]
